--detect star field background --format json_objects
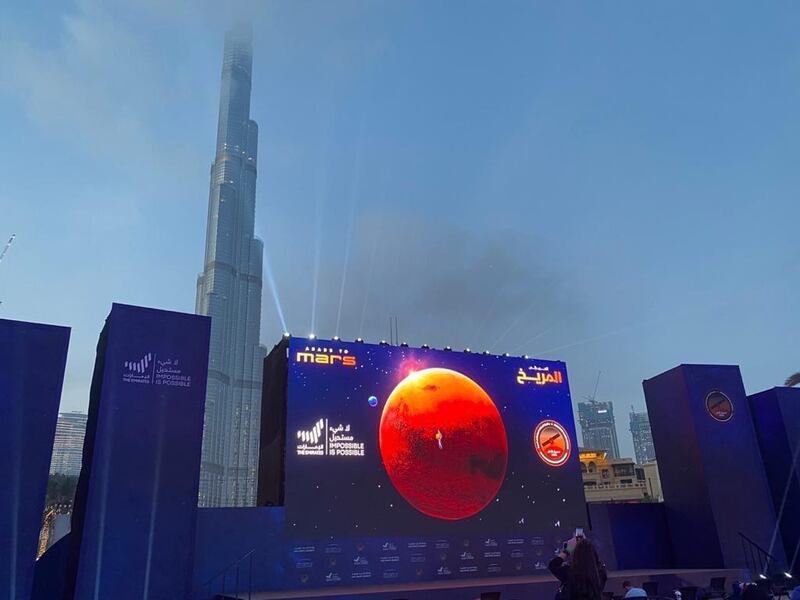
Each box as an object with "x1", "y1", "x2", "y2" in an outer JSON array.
[{"x1": 283, "y1": 338, "x2": 586, "y2": 542}]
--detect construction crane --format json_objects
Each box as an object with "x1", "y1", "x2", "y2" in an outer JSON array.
[
  {"x1": 0, "y1": 234, "x2": 15, "y2": 307},
  {"x1": 583, "y1": 370, "x2": 602, "y2": 403},
  {"x1": 0, "y1": 233, "x2": 14, "y2": 265}
]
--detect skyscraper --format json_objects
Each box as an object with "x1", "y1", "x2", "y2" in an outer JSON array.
[
  {"x1": 196, "y1": 26, "x2": 267, "y2": 507},
  {"x1": 629, "y1": 408, "x2": 656, "y2": 464},
  {"x1": 577, "y1": 400, "x2": 620, "y2": 459},
  {"x1": 50, "y1": 412, "x2": 88, "y2": 477}
]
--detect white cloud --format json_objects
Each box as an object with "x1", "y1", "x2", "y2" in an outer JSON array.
[{"x1": 0, "y1": 0, "x2": 165, "y2": 158}]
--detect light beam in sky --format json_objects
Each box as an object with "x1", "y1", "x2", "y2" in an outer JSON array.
[
  {"x1": 335, "y1": 129, "x2": 363, "y2": 337},
  {"x1": 263, "y1": 248, "x2": 288, "y2": 334}
]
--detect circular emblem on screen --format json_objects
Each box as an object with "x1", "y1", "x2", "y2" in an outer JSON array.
[
  {"x1": 533, "y1": 420, "x2": 571, "y2": 467},
  {"x1": 705, "y1": 391, "x2": 734, "y2": 422}
]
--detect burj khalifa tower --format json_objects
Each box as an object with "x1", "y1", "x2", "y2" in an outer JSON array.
[{"x1": 195, "y1": 26, "x2": 266, "y2": 507}]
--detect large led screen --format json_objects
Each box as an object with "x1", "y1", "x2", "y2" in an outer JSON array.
[{"x1": 283, "y1": 337, "x2": 586, "y2": 586}]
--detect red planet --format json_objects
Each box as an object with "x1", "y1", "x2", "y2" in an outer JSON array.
[{"x1": 379, "y1": 368, "x2": 508, "y2": 520}]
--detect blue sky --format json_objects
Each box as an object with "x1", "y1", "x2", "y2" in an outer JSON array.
[{"x1": 1, "y1": 0, "x2": 798, "y2": 458}]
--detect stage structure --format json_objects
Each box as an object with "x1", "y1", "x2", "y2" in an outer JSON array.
[
  {"x1": 749, "y1": 387, "x2": 800, "y2": 572},
  {"x1": 24, "y1": 325, "x2": 796, "y2": 599},
  {"x1": 258, "y1": 336, "x2": 587, "y2": 589},
  {"x1": 61, "y1": 304, "x2": 211, "y2": 600},
  {"x1": 0, "y1": 318, "x2": 70, "y2": 600},
  {"x1": 643, "y1": 365, "x2": 786, "y2": 570}
]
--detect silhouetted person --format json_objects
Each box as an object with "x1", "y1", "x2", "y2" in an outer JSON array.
[
  {"x1": 623, "y1": 581, "x2": 648, "y2": 599},
  {"x1": 740, "y1": 584, "x2": 770, "y2": 600},
  {"x1": 550, "y1": 537, "x2": 607, "y2": 600}
]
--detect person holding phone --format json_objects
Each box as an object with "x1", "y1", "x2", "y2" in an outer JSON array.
[{"x1": 549, "y1": 532, "x2": 607, "y2": 600}]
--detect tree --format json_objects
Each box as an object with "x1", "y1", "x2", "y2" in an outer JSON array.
[
  {"x1": 46, "y1": 474, "x2": 78, "y2": 506},
  {"x1": 786, "y1": 373, "x2": 800, "y2": 387}
]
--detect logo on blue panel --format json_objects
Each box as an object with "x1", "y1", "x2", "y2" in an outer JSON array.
[
  {"x1": 295, "y1": 419, "x2": 366, "y2": 457},
  {"x1": 123, "y1": 353, "x2": 154, "y2": 384},
  {"x1": 125, "y1": 352, "x2": 152, "y2": 374},
  {"x1": 122, "y1": 353, "x2": 193, "y2": 388},
  {"x1": 298, "y1": 419, "x2": 325, "y2": 445}
]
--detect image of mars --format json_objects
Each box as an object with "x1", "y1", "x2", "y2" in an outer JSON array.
[{"x1": 379, "y1": 368, "x2": 508, "y2": 520}]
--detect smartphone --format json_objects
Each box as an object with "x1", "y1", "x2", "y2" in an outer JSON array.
[{"x1": 575, "y1": 527, "x2": 585, "y2": 539}]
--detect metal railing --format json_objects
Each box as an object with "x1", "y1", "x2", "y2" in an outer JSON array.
[
  {"x1": 197, "y1": 548, "x2": 255, "y2": 600},
  {"x1": 739, "y1": 531, "x2": 779, "y2": 579}
]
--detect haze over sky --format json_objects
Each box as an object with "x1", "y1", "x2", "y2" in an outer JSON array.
[{"x1": 2, "y1": 1, "x2": 799, "y2": 458}]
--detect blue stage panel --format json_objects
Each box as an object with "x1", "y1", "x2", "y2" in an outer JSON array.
[
  {"x1": 0, "y1": 318, "x2": 70, "y2": 600},
  {"x1": 192, "y1": 507, "x2": 286, "y2": 598},
  {"x1": 643, "y1": 364, "x2": 784, "y2": 569},
  {"x1": 749, "y1": 387, "x2": 800, "y2": 572},
  {"x1": 31, "y1": 535, "x2": 70, "y2": 600},
  {"x1": 598, "y1": 503, "x2": 673, "y2": 570},
  {"x1": 64, "y1": 304, "x2": 210, "y2": 600}
]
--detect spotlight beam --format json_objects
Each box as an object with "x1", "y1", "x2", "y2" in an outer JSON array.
[
  {"x1": 358, "y1": 216, "x2": 383, "y2": 338},
  {"x1": 487, "y1": 294, "x2": 548, "y2": 351},
  {"x1": 310, "y1": 203, "x2": 323, "y2": 335},
  {"x1": 507, "y1": 324, "x2": 556, "y2": 355},
  {"x1": 335, "y1": 145, "x2": 361, "y2": 337},
  {"x1": 531, "y1": 325, "x2": 640, "y2": 357},
  {"x1": 310, "y1": 120, "x2": 332, "y2": 336},
  {"x1": 263, "y1": 249, "x2": 288, "y2": 334}
]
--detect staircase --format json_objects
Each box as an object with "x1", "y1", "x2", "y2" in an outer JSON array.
[
  {"x1": 196, "y1": 548, "x2": 255, "y2": 600},
  {"x1": 739, "y1": 532, "x2": 795, "y2": 598}
]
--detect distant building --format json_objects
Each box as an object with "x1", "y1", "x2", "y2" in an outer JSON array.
[
  {"x1": 579, "y1": 450, "x2": 662, "y2": 503},
  {"x1": 639, "y1": 461, "x2": 663, "y2": 502},
  {"x1": 50, "y1": 412, "x2": 87, "y2": 476},
  {"x1": 195, "y1": 26, "x2": 267, "y2": 507},
  {"x1": 577, "y1": 400, "x2": 620, "y2": 459},
  {"x1": 629, "y1": 408, "x2": 656, "y2": 464}
]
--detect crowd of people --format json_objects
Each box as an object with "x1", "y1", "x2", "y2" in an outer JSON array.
[{"x1": 548, "y1": 534, "x2": 799, "y2": 600}]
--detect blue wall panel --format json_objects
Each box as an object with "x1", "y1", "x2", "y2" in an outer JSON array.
[
  {"x1": 643, "y1": 364, "x2": 784, "y2": 569},
  {"x1": 587, "y1": 503, "x2": 672, "y2": 571},
  {"x1": 749, "y1": 387, "x2": 800, "y2": 572},
  {"x1": 193, "y1": 507, "x2": 286, "y2": 598},
  {"x1": 63, "y1": 304, "x2": 210, "y2": 600},
  {"x1": 0, "y1": 318, "x2": 70, "y2": 600},
  {"x1": 585, "y1": 503, "x2": 619, "y2": 571},
  {"x1": 606, "y1": 503, "x2": 673, "y2": 569},
  {"x1": 31, "y1": 535, "x2": 70, "y2": 600}
]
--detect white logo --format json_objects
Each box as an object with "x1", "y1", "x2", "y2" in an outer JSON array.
[
  {"x1": 295, "y1": 419, "x2": 366, "y2": 457},
  {"x1": 298, "y1": 419, "x2": 325, "y2": 445},
  {"x1": 122, "y1": 353, "x2": 192, "y2": 388},
  {"x1": 122, "y1": 353, "x2": 154, "y2": 384},
  {"x1": 125, "y1": 353, "x2": 152, "y2": 374}
]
